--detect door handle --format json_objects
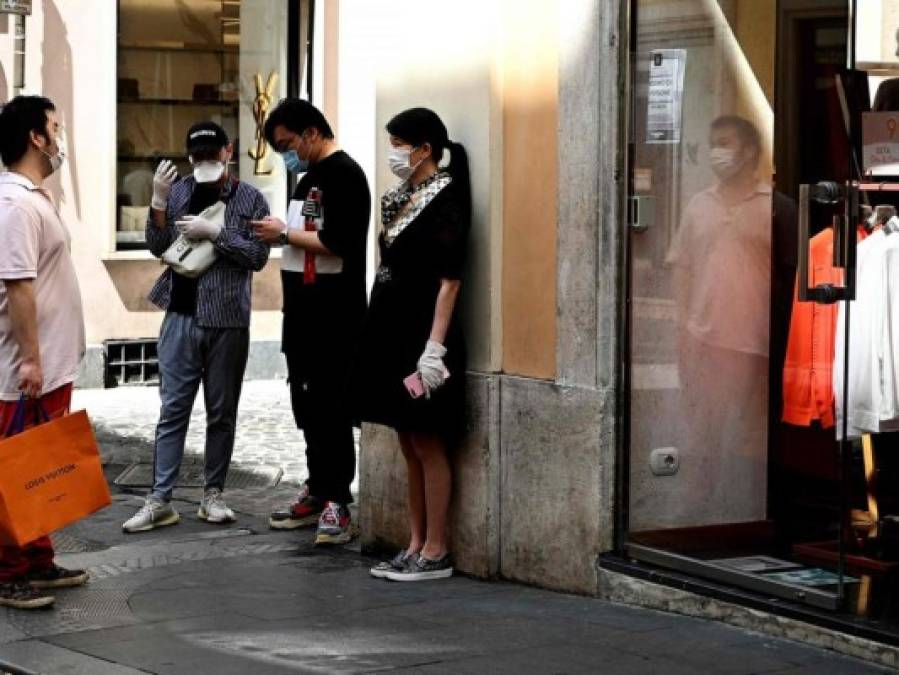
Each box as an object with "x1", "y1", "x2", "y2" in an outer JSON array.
[
  {"x1": 797, "y1": 181, "x2": 857, "y2": 304},
  {"x1": 628, "y1": 196, "x2": 655, "y2": 232}
]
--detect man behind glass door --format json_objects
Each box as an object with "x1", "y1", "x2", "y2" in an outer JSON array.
[
  {"x1": 122, "y1": 122, "x2": 271, "y2": 533},
  {"x1": 668, "y1": 115, "x2": 772, "y2": 526}
]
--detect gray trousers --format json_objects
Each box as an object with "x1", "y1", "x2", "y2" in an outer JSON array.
[{"x1": 151, "y1": 312, "x2": 249, "y2": 501}]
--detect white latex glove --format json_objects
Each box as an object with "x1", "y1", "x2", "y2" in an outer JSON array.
[
  {"x1": 151, "y1": 160, "x2": 178, "y2": 211},
  {"x1": 417, "y1": 340, "x2": 448, "y2": 398},
  {"x1": 176, "y1": 214, "x2": 222, "y2": 241}
]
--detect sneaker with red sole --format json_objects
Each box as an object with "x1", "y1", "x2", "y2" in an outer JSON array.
[
  {"x1": 269, "y1": 486, "x2": 324, "y2": 530},
  {"x1": 315, "y1": 501, "x2": 356, "y2": 545}
]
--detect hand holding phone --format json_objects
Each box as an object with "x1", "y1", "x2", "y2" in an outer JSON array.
[
  {"x1": 404, "y1": 367, "x2": 450, "y2": 399},
  {"x1": 404, "y1": 372, "x2": 426, "y2": 399}
]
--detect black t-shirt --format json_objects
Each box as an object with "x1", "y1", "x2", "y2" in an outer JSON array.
[
  {"x1": 283, "y1": 150, "x2": 371, "y2": 318},
  {"x1": 169, "y1": 181, "x2": 228, "y2": 315}
]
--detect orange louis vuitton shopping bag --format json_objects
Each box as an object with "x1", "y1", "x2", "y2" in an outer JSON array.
[{"x1": 0, "y1": 396, "x2": 111, "y2": 546}]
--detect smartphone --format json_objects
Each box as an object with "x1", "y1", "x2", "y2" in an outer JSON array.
[
  {"x1": 403, "y1": 367, "x2": 451, "y2": 399},
  {"x1": 404, "y1": 372, "x2": 426, "y2": 399}
]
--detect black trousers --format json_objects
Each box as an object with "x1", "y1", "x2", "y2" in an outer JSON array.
[{"x1": 284, "y1": 347, "x2": 356, "y2": 505}]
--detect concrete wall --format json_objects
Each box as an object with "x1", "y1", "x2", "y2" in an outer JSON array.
[{"x1": 359, "y1": 375, "x2": 501, "y2": 579}]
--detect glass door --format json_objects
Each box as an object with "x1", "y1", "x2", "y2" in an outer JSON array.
[{"x1": 624, "y1": 0, "x2": 858, "y2": 610}]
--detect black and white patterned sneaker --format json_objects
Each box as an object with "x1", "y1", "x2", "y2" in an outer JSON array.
[
  {"x1": 384, "y1": 553, "x2": 453, "y2": 581},
  {"x1": 0, "y1": 582, "x2": 54, "y2": 609},
  {"x1": 370, "y1": 550, "x2": 415, "y2": 579}
]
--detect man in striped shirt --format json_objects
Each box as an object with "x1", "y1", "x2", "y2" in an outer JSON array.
[{"x1": 123, "y1": 122, "x2": 270, "y2": 533}]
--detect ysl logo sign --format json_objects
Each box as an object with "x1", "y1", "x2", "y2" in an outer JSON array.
[{"x1": 248, "y1": 72, "x2": 279, "y2": 175}]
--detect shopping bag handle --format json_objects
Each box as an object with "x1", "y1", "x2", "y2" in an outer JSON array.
[
  {"x1": 32, "y1": 398, "x2": 50, "y2": 425},
  {"x1": 4, "y1": 396, "x2": 26, "y2": 437},
  {"x1": 4, "y1": 394, "x2": 50, "y2": 438}
]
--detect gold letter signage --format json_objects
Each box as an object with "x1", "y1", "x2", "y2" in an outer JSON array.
[{"x1": 249, "y1": 72, "x2": 278, "y2": 176}]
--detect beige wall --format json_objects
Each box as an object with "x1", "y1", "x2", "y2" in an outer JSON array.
[
  {"x1": 500, "y1": 0, "x2": 558, "y2": 379},
  {"x1": 337, "y1": 0, "x2": 560, "y2": 378},
  {"x1": 0, "y1": 0, "x2": 283, "y2": 347},
  {"x1": 734, "y1": 0, "x2": 775, "y2": 106},
  {"x1": 339, "y1": 0, "x2": 504, "y2": 374}
]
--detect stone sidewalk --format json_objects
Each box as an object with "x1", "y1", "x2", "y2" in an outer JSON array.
[
  {"x1": 0, "y1": 494, "x2": 891, "y2": 675},
  {"x1": 0, "y1": 382, "x2": 891, "y2": 673}
]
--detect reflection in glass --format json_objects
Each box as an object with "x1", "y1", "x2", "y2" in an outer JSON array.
[
  {"x1": 668, "y1": 115, "x2": 771, "y2": 527},
  {"x1": 628, "y1": 0, "x2": 775, "y2": 533}
]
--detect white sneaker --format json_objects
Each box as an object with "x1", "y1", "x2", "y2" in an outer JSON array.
[
  {"x1": 198, "y1": 488, "x2": 236, "y2": 523},
  {"x1": 122, "y1": 497, "x2": 180, "y2": 533}
]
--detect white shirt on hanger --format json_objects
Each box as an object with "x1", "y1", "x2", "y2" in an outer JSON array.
[{"x1": 834, "y1": 228, "x2": 899, "y2": 438}]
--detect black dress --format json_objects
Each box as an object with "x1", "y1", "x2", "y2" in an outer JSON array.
[{"x1": 354, "y1": 180, "x2": 468, "y2": 435}]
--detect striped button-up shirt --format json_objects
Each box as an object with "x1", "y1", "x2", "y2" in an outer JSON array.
[{"x1": 146, "y1": 177, "x2": 270, "y2": 328}]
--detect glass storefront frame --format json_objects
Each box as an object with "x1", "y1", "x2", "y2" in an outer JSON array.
[{"x1": 613, "y1": 0, "x2": 899, "y2": 636}]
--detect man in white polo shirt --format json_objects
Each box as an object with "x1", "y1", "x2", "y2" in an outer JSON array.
[{"x1": 0, "y1": 95, "x2": 88, "y2": 609}]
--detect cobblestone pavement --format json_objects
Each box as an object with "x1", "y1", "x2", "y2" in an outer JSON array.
[{"x1": 73, "y1": 380, "x2": 362, "y2": 495}]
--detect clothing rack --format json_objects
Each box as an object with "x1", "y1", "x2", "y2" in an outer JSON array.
[{"x1": 858, "y1": 182, "x2": 899, "y2": 192}]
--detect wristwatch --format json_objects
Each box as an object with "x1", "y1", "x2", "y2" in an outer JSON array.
[{"x1": 278, "y1": 227, "x2": 289, "y2": 246}]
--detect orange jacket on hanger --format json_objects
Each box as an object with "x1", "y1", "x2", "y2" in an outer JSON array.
[{"x1": 782, "y1": 226, "x2": 869, "y2": 428}]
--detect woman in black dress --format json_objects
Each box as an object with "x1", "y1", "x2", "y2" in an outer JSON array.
[{"x1": 356, "y1": 108, "x2": 470, "y2": 581}]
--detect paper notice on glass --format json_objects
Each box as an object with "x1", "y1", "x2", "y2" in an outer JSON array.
[
  {"x1": 863, "y1": 111, "x2": 899, "y2": 176},
  {"x1": 647, "y1": 49, "x2": 686, "y2": 144}
]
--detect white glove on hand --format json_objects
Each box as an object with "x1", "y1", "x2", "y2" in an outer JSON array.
[
  {"x1": 417, "y1": 340, "x2": 448, "y2": 398},
  {"x1": 176, "y1": 215, "x2": 222, "y2": 241},
  {"x1": 151, "y1": 160, "x2": 178, "y2": 211}
]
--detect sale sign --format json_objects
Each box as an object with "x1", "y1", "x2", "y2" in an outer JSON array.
[{"x1": 863, "y1": 111, "x2": 899, "y2": 176}]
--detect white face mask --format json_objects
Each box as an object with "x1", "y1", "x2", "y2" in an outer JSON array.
[
  {"x1": 387, "y1": 145, "x2": 421, "y2": 181},
  {"x1": 709, "y1": 147, "x2": 744, "y2": 180},
  {"x1": 192, "y1": 160, "x2": 225, "y2": 183},
  {"x1": 41, "y1": 136, "x2": 66, "y2": 174}
]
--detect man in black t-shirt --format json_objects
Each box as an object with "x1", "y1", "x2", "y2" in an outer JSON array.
[{"x1": 252, "y1": 99, "x2": 371, "y2": 545}]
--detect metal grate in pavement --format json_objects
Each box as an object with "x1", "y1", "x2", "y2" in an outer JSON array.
[
  {"x1": 49, "y1": 531, "x2": 107, "y2": 554},
  {"x1": 5, "y1": 589, "x2": 138, "y2": 637},
  {"x1": 113, "y1": 463, "x2": 283, "y2": 489}
]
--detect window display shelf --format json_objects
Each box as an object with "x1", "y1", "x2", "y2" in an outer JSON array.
[
  {"x1": 119, "y1": 42, "x2": 238, "y2": 55},
  {"x1": 857, "y1": 61, "x2": 899, "y2": 77},
  {"x1": 115, "y1": 231, "x2": 146, "y2": 243},
  {"x1": 857, "y1": 181, "x2": 899, "y2": 192},
  {"x1": 118, "y1": 97, "x2": 239, "y2": 107},
  {"x1": 118, "y1": 154, "x2": 183, "y2": 162}
]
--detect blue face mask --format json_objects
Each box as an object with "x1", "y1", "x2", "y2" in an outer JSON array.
[{"x1": 281, "y1": 149, "x2": 308, "y2": 174}]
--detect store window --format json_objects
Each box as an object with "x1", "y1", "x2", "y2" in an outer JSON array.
[
  {"x1": 623, "y1": 0, "x2": 899, "y2": 637},
  {"x1": 115, "y1": 0, "x2": 313, "y2": 250}
]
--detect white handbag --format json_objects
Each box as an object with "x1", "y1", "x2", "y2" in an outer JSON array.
[{"x1": 161, "y1": 201, "x2": 225, "y2": 278}]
